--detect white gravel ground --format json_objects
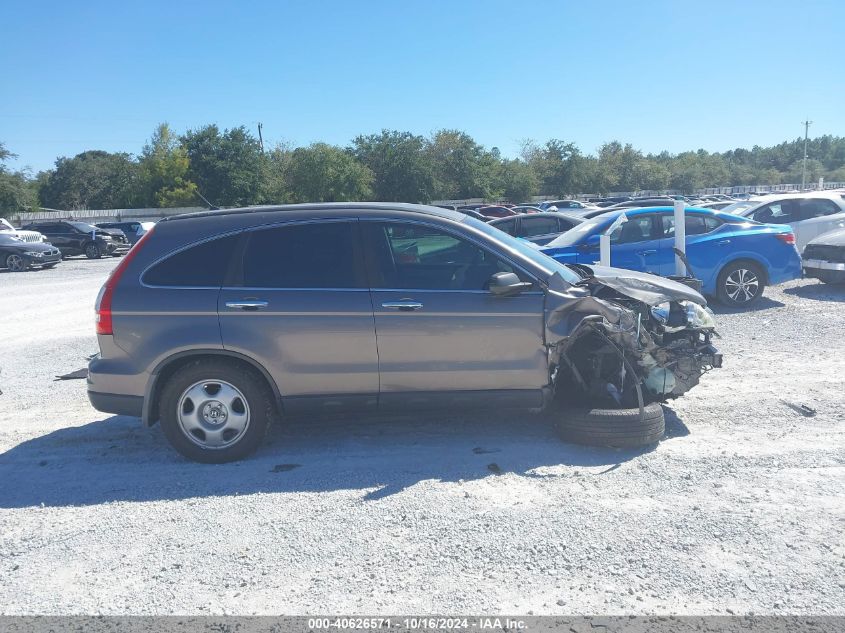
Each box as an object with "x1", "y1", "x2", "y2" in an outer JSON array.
[{"x1": 0, "y1": 257, "x2": 843, "y2": 615}]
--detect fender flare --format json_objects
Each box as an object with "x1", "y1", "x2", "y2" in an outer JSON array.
[{"x1": 142, "y1": 349, "x2": 282, "y2": 426}]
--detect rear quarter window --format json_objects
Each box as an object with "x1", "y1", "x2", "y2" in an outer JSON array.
[{"x1": 142, "y1": 234, "x2": 240, "y2": 287}]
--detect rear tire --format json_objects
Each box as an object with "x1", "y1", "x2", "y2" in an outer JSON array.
[
  {"x1": 556, "y1": 403, "x2": 665, "y2": 449},
  {"x1": 84, "y1": 242, "x2": 101, "y2": 259},
  {"x1": 716, "y1": 260, "x2": 765, "y2": 306},
  {"x1": 159, "y1": 359, "x2": 277, "y2": 463}
]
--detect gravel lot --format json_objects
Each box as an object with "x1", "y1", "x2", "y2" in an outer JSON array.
[{"x1": 0, "y1": 257, "x2": 843, "y2": 615}]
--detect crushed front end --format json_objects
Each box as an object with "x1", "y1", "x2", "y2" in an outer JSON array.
[{"x1": 546, "y1": 265, "x2": 722, "y2": 408}]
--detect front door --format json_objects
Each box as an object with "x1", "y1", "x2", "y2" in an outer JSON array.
[
  {"x1": 607, "y1": 213, "x2": 664, "y2": 274},
  {"x1": 361, "y1": 220, "x2": 547, "y2": 404},
  {"x1": 218, "y1": 219, "x2": 379, "y2": 410}
]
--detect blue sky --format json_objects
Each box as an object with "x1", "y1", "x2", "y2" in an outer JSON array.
[{"x1": 2, "y1": 0, "x2": 842, "y2": 172}]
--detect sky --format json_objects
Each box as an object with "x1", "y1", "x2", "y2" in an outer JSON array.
[{"x1": 2, "y1": 0, "x2": 843, "y2": 173}]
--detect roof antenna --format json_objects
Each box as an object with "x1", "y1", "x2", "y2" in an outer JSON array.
[{"x1": 195, "y1": 190, "x2": 218, "y2": 210}]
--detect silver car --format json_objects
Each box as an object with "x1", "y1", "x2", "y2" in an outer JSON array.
[{"x1": 87, "y1": 203, "x2": 721, "y2": 462}]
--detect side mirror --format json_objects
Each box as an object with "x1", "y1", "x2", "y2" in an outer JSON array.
[{"x1": 488, "y1": 272, "x2": 533, "y2": 297}]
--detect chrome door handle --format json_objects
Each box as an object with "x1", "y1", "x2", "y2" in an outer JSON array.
[
  {"x1": 381, "y1": 300, "x2": 423, "y2": 311},
  {"x1": 637, "y1": 249, "x2": 657, "y2": 255},
  {"x1": 718, "y1": 239, "x2": 731, "y2": 246},
  {"x1": 225, "y1": 300, "x2": 268, "y2": 311}
]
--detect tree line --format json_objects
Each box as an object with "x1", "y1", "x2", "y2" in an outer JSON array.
[{"x1": 2, "y1": 125, "x2": 845, "y2": 216}]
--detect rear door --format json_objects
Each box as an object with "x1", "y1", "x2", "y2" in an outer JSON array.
[
  {"x1": 361, "y1": 219, "x2": 547, "y2": 403},
  {"x1": 217, "y1": 219, "x2": 379, "y2": 410},
  {"x1": 792, "y1": 198, "x2": 845, "y2": 249}
]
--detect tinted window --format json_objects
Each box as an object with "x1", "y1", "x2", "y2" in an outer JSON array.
[
  {"x1": 521, "y1": 217, "x2": 560, "y2": 237},
  {"x1": 751, "y1": 201, "x2": 797, "y2": 223},
  {"x1": 611, "y1": 216, "x2": 655, "y2": 244},
  {"x1": 366, "y1": 222, "x2": 519, "y2": 290},
  {"x1": 661, "y1": 214, "x2": 722, "y2": 236},
  {"x1": 797, "y1": 198, "x2": 839, "y2": 220},
  {"x1": 242, "y1": 222, "x2": 360, "y2": 288},
  {"x1": 144, "y1": 235, "x2": 240, "y2": 287},
  {"x1": 492, "y1": 218, "x2": 517, "y2": 235}
]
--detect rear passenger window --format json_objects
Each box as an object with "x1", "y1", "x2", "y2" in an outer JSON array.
[
  {"x1": 241, "y1": 222, "x2": 361, "y2": 288},
  {"x1": 143, "y1": 235, "x2": 240, "y2": 287},
  {"x1": 521, "y1": 217, "x2": 560, "y2": 237}
]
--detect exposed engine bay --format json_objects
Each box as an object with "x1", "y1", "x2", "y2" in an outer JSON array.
[{"x1": 546, "y1": 264, "x2": 722, "y2": 408}]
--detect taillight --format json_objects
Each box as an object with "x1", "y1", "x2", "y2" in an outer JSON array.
[
  {"x1": 775, "y1": 232, "x2": 796, "y2": 246},
  {"x1": 96, "y1": 226, "x2": 155, "y2": 335}
]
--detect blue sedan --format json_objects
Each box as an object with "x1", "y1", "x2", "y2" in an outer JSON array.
[{"x1": 541, "y1": 207, "x2": 802, "y2": 306}]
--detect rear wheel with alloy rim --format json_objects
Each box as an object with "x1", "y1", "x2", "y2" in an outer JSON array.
[
  {"x1": 716, "y1": 261, "x2": 765, "y2": 306},
  {"x1": 5, "y1": 254, "x2": 28, "y2": 272},
  {"x1": 159, "y1": 359, "x2": 277, "y2": 463}
]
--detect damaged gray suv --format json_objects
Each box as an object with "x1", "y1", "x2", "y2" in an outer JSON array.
[{"x1": 88, "y1": 203, "x2": 721, "y2": 462}]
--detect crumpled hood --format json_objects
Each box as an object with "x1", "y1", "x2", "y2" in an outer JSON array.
[{"x1": 574, "y1": 264, "x2": 707, "y2": 306}]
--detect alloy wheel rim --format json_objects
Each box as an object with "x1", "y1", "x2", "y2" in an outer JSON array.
[
  {"x1": 7, "y1": 254, "x2": 24, "y2": 272},
  {"x1": 86, "y1": 245, "x2": 98, "y2": 257},
  {"x1": 725, "y1": 268, "x2": 759, "y2": 302},
  {"x1": 177, "y1": 380, "x2": 251, "y2": 450}
]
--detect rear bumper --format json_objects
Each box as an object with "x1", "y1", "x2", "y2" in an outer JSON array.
[
  {"x1": 88, "y1": 390, "x2": 143, "y2": 417},
  {"x1": 803, "y1": 258, "x2": 845, "y2": 272}
]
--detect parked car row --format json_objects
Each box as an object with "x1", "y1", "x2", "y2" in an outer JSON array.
[{"x1": 1, "y1": 218, "x2": 157, "y2": 272}]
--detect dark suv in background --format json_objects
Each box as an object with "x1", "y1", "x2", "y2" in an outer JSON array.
[
  {"x1": 87, "y1": 203, "x2": 720, "y2": 463},
  {"x1": 22, "y1": 221, "x2": 130, "y2": 258}
]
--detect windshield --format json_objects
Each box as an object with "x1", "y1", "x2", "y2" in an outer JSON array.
[
  {"x1": 720, "y1": 200, "x2": 757, "y2": 215},
  {"x1": 544, "y1": 215, "x2": 612, "y2": 248},
  {"x1": 69, "y1": 221, "x2": 98, "y2": 232},
  {"x1": 466, "y1": 217, "x2": 582, "y2": 285}
]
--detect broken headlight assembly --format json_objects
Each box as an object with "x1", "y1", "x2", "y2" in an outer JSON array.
[{"x1": 650, "y1": 301, "x2": 716, "y2": 331}]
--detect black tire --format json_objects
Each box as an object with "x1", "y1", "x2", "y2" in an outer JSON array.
[
  {"x1": 5, "y1": 253, "x2": 29, "y2": 272},
  {"x1": 159, "y1": 359, "x2": 277, "y2": 463},
  {"x1": 715, "y1": 260, "x2": 765, "y2": 306},
  {"x1": 84, "y1": 242, "x2": 102, "y2": 259},
  {"x1": 556, "y1": 403, "x2": 665, "y2": 449}
]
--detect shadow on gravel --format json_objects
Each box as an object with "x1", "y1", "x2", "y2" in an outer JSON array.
[
  {"x1": 0, "y1": 409, "x2": 674, "y2": 508},
  {"x1": 782, "y1": 282, "x2": 845, "y2": 302},
  {"x1": 709, "y1": 296, "x2": 785, "y2": 314},
  {"x1": 662, "y1": 406, "x2": 690, "y2": 439}
]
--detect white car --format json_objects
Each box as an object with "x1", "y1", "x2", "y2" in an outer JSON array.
[
  {"x1": 731, "y1": 192, "x2": 845, "y2": 251},
  {"x1": 0, "y1": 218, "x2": 49, "y2": 244}
]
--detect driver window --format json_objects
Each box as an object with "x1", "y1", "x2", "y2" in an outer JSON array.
[
  {"x1": 753, "y1": 201, "x2": 796, "y2": 223},
  {"x1": 610, "y1": 216, "x2": 655, "y2": 244},
  {"x1": 367, "y1": 222, "x2": 519, "y2": 291}
]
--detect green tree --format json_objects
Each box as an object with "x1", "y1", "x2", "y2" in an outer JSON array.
[
  {"x1": 286, "y1": 143, "x2": 373, "y2": 203},
  {"x1": 0, "y1": 143, "x2": 36, "y2": 218},
  {"x1": 138, "y1": 123, "x2": 198, "y2": 207},
  {"x1": 352, "y1": 130, "x2": 433, "y2": 202},
  {"x1": 494, "y1": 159, "x2": 538, "y2": 202},
  {"x1": 182, "y1": 125, "x2": 263, "y2": 207},
  {"x1": 38, "y1": 150, "x2": 139, "y2": 210},
  {"x1": 427, "y1": 130, "x2": 495, "y2": 200}
]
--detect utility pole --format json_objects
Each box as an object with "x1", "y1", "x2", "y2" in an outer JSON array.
[
  {"x1": 801, "y1": 119, "x2": 812, "y2": 190},
  {"x1": 257, "y1": 122, "x2": 264, "y2": 152}
]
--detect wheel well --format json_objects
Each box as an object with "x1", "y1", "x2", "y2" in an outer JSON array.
[
  {"x1": 147, "y1": 352, "x2": 281, "y2": 426},
  {"x1": 719, "y1": 258, "x2": 768, "y2": 285}
]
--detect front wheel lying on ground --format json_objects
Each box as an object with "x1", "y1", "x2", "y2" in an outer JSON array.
[
  {"x1": 556, "y1": 403, "x2": 665, "y2": 449},
  {"x1": 159, "y1": 360, "x2": 277, "y2": 463}
]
